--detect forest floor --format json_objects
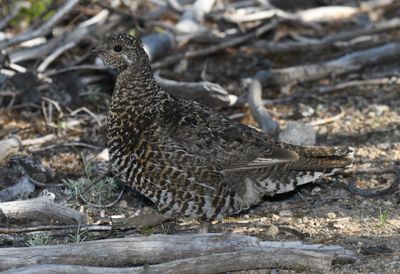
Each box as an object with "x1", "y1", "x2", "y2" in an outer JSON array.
[{"x1": 1, "y1": 0, "x2": 400, "y2": 273}]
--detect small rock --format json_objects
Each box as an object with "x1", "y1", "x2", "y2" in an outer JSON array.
[
  {"x1": 265, "y1": 225, "x2": 279, "y2": 238},
  {"x1": 298, "y1": 103, "x2": 315, "y2": 117},
  {"x1": 311, "y1": 186, "x2": 322, "y2": 195},
  {"x1": 271, "y1": 214, "x2": 280, "y2": 222},
  {"x1": 279, "y1": 122, "x2": 316, "y2": 145},
  {"x1": 327, "y1": 212, "x2": 337, "y2": 220},
  {"x1": 119, "y1": 200, "x2": 128, "y2": 209},
  {"x1": 371, "y1": 104, "x2": 389, "y2": 115},
  {"x1": 383, "y1": 200, "x2": 392, "y2": 206}
]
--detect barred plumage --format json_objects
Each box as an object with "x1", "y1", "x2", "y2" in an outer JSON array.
[{"x1": 93, "y1": 33, "x2": 354, "y2": 221}]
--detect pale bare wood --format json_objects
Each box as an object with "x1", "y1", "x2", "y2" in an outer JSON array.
[
  {"x1": 155, "y1": 71, "x2": 238, "y2": 108},
  {"x1": 0, "y1": 250, "x2": 334, "y2": 273},
  {"x1": 0, "y1": 196, "x2": 87, "y2": 225},
  {"x1": 0, "y1": 137, "x2": 21, "y2": 163},
  {"x1": 247, "y1": 71, "x2": 279, "y2": 134},
  {"x1": 264, "y1": 42, "x2": 400, "y2": 86},
  {"x1": 0, "y1": 233, "x2": 355, "y2": 271},
  {"x1": 297, "y1": 6, "x2": 359, "y2": 23},
  {"x1": 0, "y1": 0, "x2": 79, "y2": 48},
  {"x1": 175, "y1": 0, "x2": 216, "y2": 33},
  {"x1": 252, "y1": 18, "x2": 400, "y2": 54},
  {"x1": 9, "y1": 9, "x2": 110, "y2": 64}
]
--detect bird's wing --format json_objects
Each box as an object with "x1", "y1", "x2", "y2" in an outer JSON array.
[{"x1": 158, "y1": 98, "x2": 298, "y2": 172}]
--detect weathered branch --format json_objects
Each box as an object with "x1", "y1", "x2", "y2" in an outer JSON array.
[
  {"x1": 152, "y1": 20, "x2": 278, "y2": 69},
  {"x1": 0, "y1": 196, "x2": 87, "y2": 225},
  {"x1": 0, "y1": 0, "x2": 79, "y2": 48},
  {"x1": 155, "y1": 72, "x2": 238, "y2": 108},
  {"x1": 316, "y1": 77, "x2": 399, "y2": 94},
  {"x1": 0, "y1": 250, "x2": 334, "y2": 273},
  {"x1": 0, "y1": 233, "x2": 355, "y2": 272},
  {"x1": 252, "y1": 18, "x2": 400, "y2": 54},
  {"x1": 9, "y1": 9, "x2": 109, "y2": 63},
  {"x1": 297, "y1": 6, "x2": 359, "y2": 23},
  {"x1": 247, "y1": 71, "x2": 279, "y2": 134},
  {"x1": 263, "y1": 42, "x2": 400, "y2": 86}
]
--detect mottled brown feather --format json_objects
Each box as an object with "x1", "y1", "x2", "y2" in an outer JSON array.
[{"x1": 94, "y1": 33, "x2": 354, "y2": 221}]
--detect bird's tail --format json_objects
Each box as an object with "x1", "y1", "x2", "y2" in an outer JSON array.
[
  {"x1": 279, "y1": 142, "x2": 355, "y2": 171},
  {"x1": 253, "y1": 144, "x2": 354, "y2": 196}
]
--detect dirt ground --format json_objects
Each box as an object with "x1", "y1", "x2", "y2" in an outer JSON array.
[
  {"x1": 1, "y1": 1, "x2": 400, "y2": 273},
  {"x1": 1, "y1": 47, "x2": 399, "y2": 273}
]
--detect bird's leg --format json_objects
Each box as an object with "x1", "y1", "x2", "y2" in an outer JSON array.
[{"x1": 198, "y1": 220, "x2": 211, "y2": 233}]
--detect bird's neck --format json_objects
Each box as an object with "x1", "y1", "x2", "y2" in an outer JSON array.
[
  {"x1": 112, "y1": 62, "x2": 159, "y2": 106},
  {"x1": 108, "y1": 60, "x2": 172, "y2": 133}
]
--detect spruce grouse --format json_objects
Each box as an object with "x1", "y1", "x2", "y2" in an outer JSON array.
[{"x1": 92, "y1": 33, "x2": 354, "y2": 221}]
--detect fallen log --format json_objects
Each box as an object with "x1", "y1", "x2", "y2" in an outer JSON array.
[
  {"x1": 0, "y1": 233, "x2": 355, "y2": 272},
  {"x1": 263, "y1": 42, "x2": 400, "y2": 86},
  {"x1": 0, "y1": 196, "x2": 87, "y2": 225},
  {"x1": 0, "y1": 250, "x2": 335, "y2": 273}
]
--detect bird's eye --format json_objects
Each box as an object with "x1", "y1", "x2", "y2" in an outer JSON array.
[{"x1": 113, "y1": 45, "x2": 122, "y2": 52}]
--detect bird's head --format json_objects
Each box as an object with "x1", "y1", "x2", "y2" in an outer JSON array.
[{"x1": 91, "y1": 33, "x2": 147, "y2": 73}]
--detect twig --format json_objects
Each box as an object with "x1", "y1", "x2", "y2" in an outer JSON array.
[
  {"x1": 251, "y1": 18, "x2": 400, "y2": 54},
  {"x1": 339, "y1": 167, "x2": 399, "y2": 198},
  {"x1": 152, "y1": 19, "x2": 278, "y2": 69},
  {"x1": 21, "y1": 134, "x2": 57, "y2": 147},
  {"x1": 9, "y1": 9, "x2": 110, "y2": 64},
  {"x1": 316, "y1": 77, "x2": 399, "y2": 94},
  {"x1": 37, "y1": 42, "x2": 76, "y2": 72},
  {"x1": 44, "y1": 65, "x2": 110, "y2": 77},
  {"x1": 77, "y1": 189, "x2": 125, "y2": 209},
  {"x1": 297, "y1": 6, "x2": 359, "y2": 23},
  {"x1": 0, "y1": 0, "x2": 79, "y2": 48},
  {"x1": 70, "y1": 107, "x2": 103, "y2": 126},
  {"x1": 211, "y1": 8, "x2": 297, "y2": 24},
  {"x1": 0, "y1": 224, "x2": 113, "y2": 234},
  {"x1": 309, "y1": 110, "x2": 345, "y2": 127}
]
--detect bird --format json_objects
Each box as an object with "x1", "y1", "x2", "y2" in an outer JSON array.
[{"x1": 92, "y1": 33, "x2": 354, "y2": 222}]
